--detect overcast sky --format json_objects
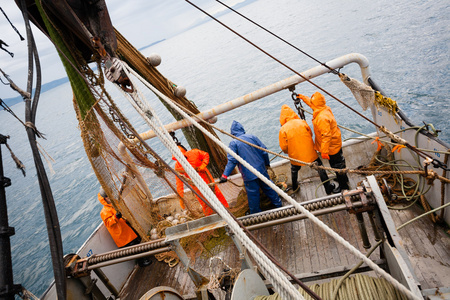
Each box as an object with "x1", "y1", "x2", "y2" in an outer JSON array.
[{"x1": 0, "y1": 0, "x2": 245, "y2": 99}]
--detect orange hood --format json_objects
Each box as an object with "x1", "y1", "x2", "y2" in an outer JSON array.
[
  {"x1": 279, "y1": 104, "x2": 300, "y2": 126},
  {"x1": 309, "y1": 92, "x2": 327, "y2": 111},
  {"x1": 98, "y1": 193, "x2": 110, "y2": 206}
]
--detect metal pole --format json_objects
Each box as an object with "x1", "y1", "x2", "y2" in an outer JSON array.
[{"x1": 0, "y1": 135, "x2": 19, "y2": 300}]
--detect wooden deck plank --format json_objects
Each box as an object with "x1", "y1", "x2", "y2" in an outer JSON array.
[
  {"x1": 298, "y1": 218, "x2": 312, "y2": 273},
  {"x1": 404, "y1": 206, "x2": 449, "y2": 263},
  {"x1": 393, "y1": 206, "x2": 450, "y2": 289},
  {"x1": 323, "y1": 213, "x2": 342, "y2": 269},
  {"x1": 291, "y1": 219, "x2": 304, "y2": 273},
  {"x1": 307, "y1": 219, "x2": 321, "y2": 272},
  {"x1": 389, "y1": 209, "x2": 428, "y2": 287},
  {"x1": 315, "y1": 215, "x2": 330, "y2": 271},
  {"x1": 328, "y1": 213, "x2": 347, "y2": 267},
  {"x1": 284, "y1": 221, "x2": 297, "y2": 274},
  {"x1": 394, "y1": 209, "x2": 437, "y2": 289}
]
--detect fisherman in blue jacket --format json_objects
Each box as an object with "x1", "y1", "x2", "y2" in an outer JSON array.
[{"x1": 220, "y1": 121, "x2": 282, "y2": 214}]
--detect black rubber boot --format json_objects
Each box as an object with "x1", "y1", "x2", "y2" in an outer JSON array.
[{"x1": 324, "y1": 182, "x2": 336, "y2": 195}]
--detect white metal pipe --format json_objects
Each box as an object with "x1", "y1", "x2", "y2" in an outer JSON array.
[{"x1": 137, "y1": 53, "x2": 370, "y2": 141}]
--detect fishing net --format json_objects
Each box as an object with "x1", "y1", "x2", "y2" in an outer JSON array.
[
  {"x1": 37, "y1": 3, "x2": 236, "y2": 250},
  {"x1": 153, "y1": 181, "x2": 249, "y2": 266}
]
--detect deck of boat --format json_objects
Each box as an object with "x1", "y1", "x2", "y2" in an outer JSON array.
[
  {"x1": 118, "y1": 139, "x2": 450, "y2": 299},
  {"x1": 119, "y1": 189, "x2": 449, "y2": 299}
]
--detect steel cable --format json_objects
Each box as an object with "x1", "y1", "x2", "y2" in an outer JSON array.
[{"x1": 126, "y1": 63, "x2": 421, "y2": 300}]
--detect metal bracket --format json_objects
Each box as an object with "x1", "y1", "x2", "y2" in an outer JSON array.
[
  {"x1": 72, "y1": 257, "x2": 91, "y2": 278},
  {"x1": 225, "y1": 227, "x2": 253, "y2": 271},
  {"x1": 0, "y1": 226, "x2": 15, "y2": 237},
  {"x1": 343, "y1": 187, "x2": 374, "y2": 214},
  {"x1": 1, "y1": 176, "x2": 11, "y2": 188}
]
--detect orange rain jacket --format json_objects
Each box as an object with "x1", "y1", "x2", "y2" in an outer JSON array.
[
  {"x1": 98, "y1": 193, "x2": 137, "y2": 248},
  {"x1": 174, "y1": 148, "x2": 228, "y2": 216},
  {"x1": 299, "y1": 92, "x2": 342, "y2": 156},
  {"x1": 279, "y1": 104, "x2": 318, "y2": 166}
]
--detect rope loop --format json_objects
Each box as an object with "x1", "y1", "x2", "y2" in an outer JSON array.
[{"x1": 24, "y1": 121, "x2": 45, "y2": 139}]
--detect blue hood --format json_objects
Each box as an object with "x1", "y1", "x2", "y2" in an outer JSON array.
[{"x1": 230, "y1": 120, "x2": 246, "y2": 136}]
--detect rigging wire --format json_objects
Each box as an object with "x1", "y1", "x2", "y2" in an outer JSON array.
[
  {"x1": 23, "y1": 4, "x2": 424, "y2": 298},
  {"x1": 183, "y1": 0, "x2": 375, "y2": 123},
  {"x1": 214, "y1": 0, "x2": 338, "y2": 74},
  {"x1": 23, "y1": 12, "x2": 317, "y2": 298},
  {"x1": 127, "y1": 63, "x2": 421, "y2": 300},
  {"x1": 184, "y1": 0, "x2": 447, "y2": 169},
  {"x1": 0, "y1": 7, "x2": 25, "y2": 41},
  {"x1": 16, "y1": 0, "x2": 66, "y2": 299}
]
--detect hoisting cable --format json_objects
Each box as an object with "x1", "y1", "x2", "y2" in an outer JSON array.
[
  {"x1": 214, "y1": 0, "x2": 338, "y2": 75},
  {"x1": 16, "y1": 0, "x2": 66, "y2": 299},
  {"x1": 125, "y1": 63, "x2": 420, "y2": 300},
  {"x1": 31, "y1": 18, "x2": 319, "y2": 298},
  {"x1": 184, "y1": 0, "x2": 447, "y2": 170},
  {"x1": 20, "y1": 5, "x2": 432, "y2": 299},
  {"x1": 116, "y1": 62, "x2": 319, "y2": 300}
]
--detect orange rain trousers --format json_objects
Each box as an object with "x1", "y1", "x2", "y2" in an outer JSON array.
[{"x1": 174, "y1": 149, "x2": 228, "y2": 216}]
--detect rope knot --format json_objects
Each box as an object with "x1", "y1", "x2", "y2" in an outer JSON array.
[
  {"x1": 310, "y1": 161, "x2": 319, "y2": 170},
  {"x1": 425, "y1": 169, "x2": 439, "y2": 185},
  {"x1": 379, "y1": 126, "x2": 407, "y2": 145},
  {"x1": 25, "y1": 121, "x2": 45, "y2": 139},
  {"x1": 336, "y1": 168, "x2": 349, "y2": 175}
]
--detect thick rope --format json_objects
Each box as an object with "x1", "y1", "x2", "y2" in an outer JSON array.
[
  {"x1": 125, "y1": 63, "x2": 421, "y2": 300},
  {"x1": 119, "y1": 62, "x2": 305, "y2": 299},
  {"x1": 256, "y1": 274, "x2": 407, "y2": 300},
  {"x1": 161, "y1": 101, "x2": 450, "y2": 185}
]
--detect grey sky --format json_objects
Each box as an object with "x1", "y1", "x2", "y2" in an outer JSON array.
[{"x1": 0, "y1": 0, "x2": 244, "y2": 99}]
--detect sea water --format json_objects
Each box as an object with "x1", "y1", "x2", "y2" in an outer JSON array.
[{"x1": 0, "y1": 0, "x2": 449, "y2": 296}]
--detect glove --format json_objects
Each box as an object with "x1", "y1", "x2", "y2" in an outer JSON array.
[
  {"x1": 219, "y1": 175, "x2": 228, "y2": 183},
  {"x1": 321, "y1": 153, "x2": 330, "y2": 160},
  {"x1": 116, "y1": 212, "x2": 122, "y2": 219}
]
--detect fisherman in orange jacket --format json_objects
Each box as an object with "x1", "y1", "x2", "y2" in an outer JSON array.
[
  {"x1": 173, "y1": 145, "x2": 229, "y2": 216},
  {"x1": 98, "y1": 188, "x2": 151, "y2": 266},
  {"x1": 298, "y1": 92, "x2": 350, "y2": 192},
  {"x1": 98, "y1": 189, "x2": 138, "y2": 247},
  {"x1": 279, "y1": 104, "x2": 337, "y2": 195}
]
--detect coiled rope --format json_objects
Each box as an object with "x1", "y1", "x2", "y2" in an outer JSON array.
[
  {"x1": 123, "y1": 62, "x2": 420, "y2": 300},
  {"x1": 255, "y1": 274, "x2": 408, "y2": 300}
]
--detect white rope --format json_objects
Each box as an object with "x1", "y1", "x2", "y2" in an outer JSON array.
[
  {"x1": 121, "y1": 62, "x2": 421, "y2": 300},
  {"x1": 116, "y1": 61, "x2": 303, "y2": 299}
]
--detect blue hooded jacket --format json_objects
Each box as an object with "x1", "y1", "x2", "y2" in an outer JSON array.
[{"x1": 222, "y1": 121, "x2": 270, "y2": 181}]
